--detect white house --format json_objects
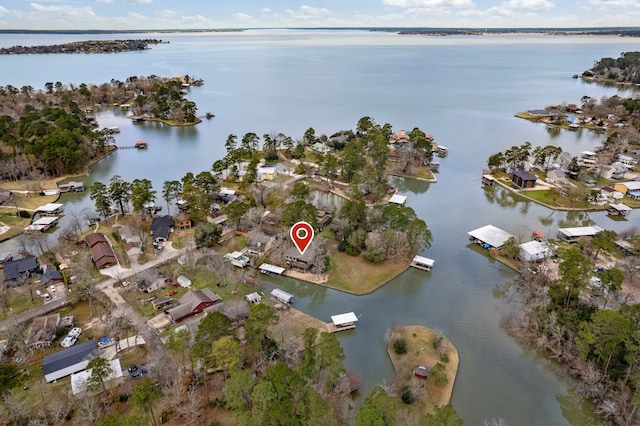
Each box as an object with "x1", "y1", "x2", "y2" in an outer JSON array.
[{"x1": 518, "y1": 241, "x2": 554, "y2": 262}]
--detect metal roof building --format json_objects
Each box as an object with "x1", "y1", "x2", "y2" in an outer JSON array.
[
  {"x1": 468, "y1": 225, "x2": 514, "y2": 249},
  {"x1": 271, "y1": 288, "x2": 293, "y2": 304},
  {"x1": 557, "y1": 226, "x2": 604, "y2": 242},
  {"x1": 43, "y1": 340, "x2": 98, "y2": 383}
]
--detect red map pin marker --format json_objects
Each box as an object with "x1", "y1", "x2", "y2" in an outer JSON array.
[{"x1": 290, "y1": 221, "x2": 314, "y2": 256}]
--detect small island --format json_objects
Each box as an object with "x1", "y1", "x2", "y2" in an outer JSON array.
[{"x1": 0, "y1": 39, "x2": 165, "y2": 55}]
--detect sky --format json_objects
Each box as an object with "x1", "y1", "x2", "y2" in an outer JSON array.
[{"x1": 0, "y1": 0, "x2": 639, "y2": 30}]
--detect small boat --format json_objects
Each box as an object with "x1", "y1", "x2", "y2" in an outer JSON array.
[
  {"x1": 206, "y1": 112, "x2": 215, "y2": 119},
  {"x1": 135, "y1": 140, "x2": 148, "y2": 149}
]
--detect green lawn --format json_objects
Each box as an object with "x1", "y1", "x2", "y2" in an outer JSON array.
[
  {"x1": 327, "y1": 251, "x2": 410, "y2": 294},
  {"x1": 0, "y1": 288, "x2": 43, "y2": 321}
]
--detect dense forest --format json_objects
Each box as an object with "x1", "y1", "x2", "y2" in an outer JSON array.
[
  {"x1": 583, "y1": 51, "x2": 640, "y2": 84},
  {"x1": 0, "y1": 39, "x2": 165, "y2": 55},
  {"x1": 0, "y1": 75, "x2": 200, "y2": 179}
]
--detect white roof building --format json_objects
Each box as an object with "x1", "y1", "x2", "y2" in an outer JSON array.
[
  {"x1": 70, "y1": 358, "x2": 123, "y2": 396},
  {"x1": 518, "y1": 241, "x2": 554, "y2": 262},
  {"x1": 331, "y1": 312, "x2": 358, "y2": 327},
  {"x1": 388, "y1": 194, "x2": 408, "y2": 206},
  {"x1": 468, "y1": 225, "x2": 514, "y2": 249},
  {"x1": 35, "y1": 203, "x2": 64, "y2": 215},
  {"x1": 259, "y1": 263, "x2": 285, "y2": 275},
  {"x1": 271, "y1": 288, "x2": 293, "y2": 304},
  {"x1": 557, "y1": 226, "x2": 604, "y2": 242}
]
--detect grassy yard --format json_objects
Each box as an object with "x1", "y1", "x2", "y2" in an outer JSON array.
[
  {"x1": 388, "y1": 326, "x2": 459, "y2": 414},
  {"x1": 326, "y1": 251, "x2": 410, "y2": 294},
  {"x1": 0, "y1": 287, "x2": 44, "y2": 321},
  {"x1": 0, "y1": 214, "x2": 31, "y2": 241}
]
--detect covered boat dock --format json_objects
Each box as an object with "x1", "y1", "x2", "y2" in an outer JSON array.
[
  {"x1": 259, "y1": 263, "x2": 285, "y2": 276},
  {"x1": 410, "y1": 255, "x2": 435, "y2": 271},
  {"x1": 327, "y1": 312, "x2": 358, "y2": 333},
  {"x1": 468, "y1": 224, "x2": 514, "y2": 249}
]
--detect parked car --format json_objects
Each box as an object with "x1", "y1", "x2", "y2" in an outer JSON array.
[
  {"x1": 60, "y1": 336, "x2": 77, "y2": 348},
  {"x1": 167, "y1": 289, "x2": 178, "y2": 296},
  {"x1": 43, "y1": 293, "x2": 51, "y2": 301},
  {"x1": 98, "y1": 337, "x2": 115, "y2": 348},
  {"x1": 49, "y1": 285, "x2": 56, "y2": 293},
  {"x1": 132, "y1": 367, "x2": 148, "y2": 378},
  {"x1": 122, "y1": 281, "x2": 130, "y2": 287},
  {"x1": 127, "y1": 365, "x2": 138, "y2": 373}
]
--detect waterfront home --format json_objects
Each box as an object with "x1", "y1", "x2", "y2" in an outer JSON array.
[
  {"x1": 224, "y1": 251, "x2": 250, "y2": 268},
  {"x1": 518, "y1": 241, "x2": 554, "y2": 262},
  {"x1": 85, "y1": 233, "x2": 118, "y2": 269},
  {"x1": 601, "y1": 162, "x2": 628, "y2": 180},
  {"x1": 218, "y1": 188, "x2": 237, "y2": 203},
  {"x1": 316, "y1": 209, "x2": 333, "y2": 231},
  {"x1": 257, "y1": 163, "x2": 287, "y2": 181},
  {"x1": 35, "y1": 203, "x2": 64, "y2": 216},
  {"x1": 118, "y1": 225, "x2": 141, "y2": 244},
  {"x1": 285, "y1": 246, "x2": 316, "y2": 271},
  {"x1": 468, "y1": 225, "x2": 514, "y2": 249},
  {"x1": 271, "y1": 288, "x2": 293, "y2": 305},
  {"x1": 617, "y1": 154, "x2": 638, "y2": 168},
  {"x1": 175, "y1": 211, "x2": 192, "y2": 230},
  {"x1": 167, "y1": 289, "x2": 221, "y2": 323},
  {"x1": 557, "y1": 226, "x2": 604, "y2": 243},
  {"x1": 580, "y1": 151, "x2": 598, "y2": 167},
  {"x1": 510, "y1": 170, "x2": 537, "y2": 189},
  {"x1": 245, "y1": 232, "x2": 275, "y2": 258},
  {"x1": 3, "y1": 256, "x2": 40, "y2": 282},
  {"x1": 42, "y1": 340, "x2": 98, "y2": 383},
  {"x1": 150, "y1": 215, "x2": 173, "y2": 247},
  {"x1": 410, "y1": 255, "x2": 435, "y2": 271},
  {"x1": 614, "y1": 181, "x2": 640, "y2": 195}
]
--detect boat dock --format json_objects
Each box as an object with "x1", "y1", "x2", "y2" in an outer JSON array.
[
  {"x1": 410, "y1": 255, "x2": 435, "y2": 271},
  {"x1": 326, "y1": 312, "x2": 358, "y2": 333}
]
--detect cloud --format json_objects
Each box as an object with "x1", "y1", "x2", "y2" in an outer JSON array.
[
  {"x1": 233, "y1": 12, "x2": 255, "y2": 22},
  {"x1": 29, "y1": 2, "x2": 96, "y2": 17},
  {"x1": 0, "y1": 6, "x2": 9, "y2": 15},
  {"x1": 383, "y1": 0, "x2": 473, "y2": 7},
  {"x1": 483, "y1": 0, "x2": 555, "y2": 16},
  {"x1": 155, "y1": 9, "x2": 176, "y2": 18},
  {"x1": 96, "y1": 0, "x2": 114, "y2": 3},
  {"x1": 285, "y1": 5, "x2": 330, "y2": 20},
  {"x1": 588, "y1": 0, "x2": 640, "y2": 6},
  {"x1": 127, "y1": 0, "x2": 153, "y2": 4},
  {"x1": 262, "y1": 8, "x2": 273, "y2": 13}
]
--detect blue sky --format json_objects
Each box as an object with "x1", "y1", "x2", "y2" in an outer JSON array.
[{"x1": 0, "y1": 0, "x2": 638, "y2": 30}]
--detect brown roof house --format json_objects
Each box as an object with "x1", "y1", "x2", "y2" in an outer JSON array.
[
  {"x1": 175, "y1": 211, "x2": 192, "y2": 231},
  {"x1": 85, "y1": 233, "x2": 118, "y2": 269},
  {"x1": 167, "y1": 289, "x2": 221, "y2": 323},
  {"x1": 25, "y1": 313, "x2": 60, "y2": 350}
]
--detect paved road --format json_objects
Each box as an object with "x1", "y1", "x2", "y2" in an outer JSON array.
[{"x1": 0, "y1": 296, "x2": 68, "y2": 331}]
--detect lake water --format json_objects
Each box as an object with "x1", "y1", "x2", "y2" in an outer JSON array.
[{"x1": 2, "y1": 30, "x2": 640, "y2": 424}]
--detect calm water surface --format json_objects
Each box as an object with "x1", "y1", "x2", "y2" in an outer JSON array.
[{"x1": 2, "y1": 30, "x2": 640, "y2": 424}]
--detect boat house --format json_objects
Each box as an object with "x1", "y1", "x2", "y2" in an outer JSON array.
[
  {"x1": 24, "y1": 216, "x2": 59, "y2": 233},
  {"x1": 468, "y1": 225, "x2": 514, "y2": 249},
  {"x1": 410, "y1": 255, "x2": 435, "y2": 271},
  {"x1": 607, "y1": 203, "x2": 632, "y2": 218},
  {"x1": 259, "y1": 263, "x2": 285, "y2": 276},
  {"x1": 557, "y1": 226, "x2": 604, "y2": 243},
  {"x1": 271, "y1": 288, "x2": 293, "y2": 305},
  {"x1": 35, "y1": 203, "x2": 64, "y2": 216},
  {"x1": 388, "y1": 194, "x2": 408, "y2": 207},
  {"x1": 58, "y1": 181, "x2": 85, "y2": 192},
  {"x1": 328, "y1": 312, "x2": 358, "y2": 332}
]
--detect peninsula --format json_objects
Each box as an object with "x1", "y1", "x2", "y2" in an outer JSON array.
[{"x1": 0, "y1": 39, "x2": 165, "y2": 55}]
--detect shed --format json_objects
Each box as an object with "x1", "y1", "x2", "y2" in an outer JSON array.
[
  {"x1": 388, "y1": 194, "x2": 408, "y2": 206},
  {"x1": 177, "y1": 275, "x2": 192, "y2": 288},
  {"x1": 271, "y1": 288, "x2": 293, "y2": 304},
  {"x1": 468, "y1": 225, "x2": 514, "y2": 249},
  {"x1": 557, "y1": 226, "x2": 604, "y2": 242},
  {"x1": 413, "y1": 365, "x2": 430, "y2": 380},
  {"x1": 151, "y1": 296, "x2": 173, "y2": 311},
  {"x1": 246, "y1": 292, "x2": 262, "y2": 304},
  {"x1": 518, "y1": 241, "x2": 554, "y2": 262},
  {"x1": 42, "y1": 340, "x2": 98, "y2": 382},
  {"x1": 259, "y1": 263, "x2": 285, "y2": 276},
  {"x1": 511, "y1": 170, "x2": 537, "y2": 189},
  {"x1": 410, "y1": 255, "x2": 435, "y2": 271}
]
